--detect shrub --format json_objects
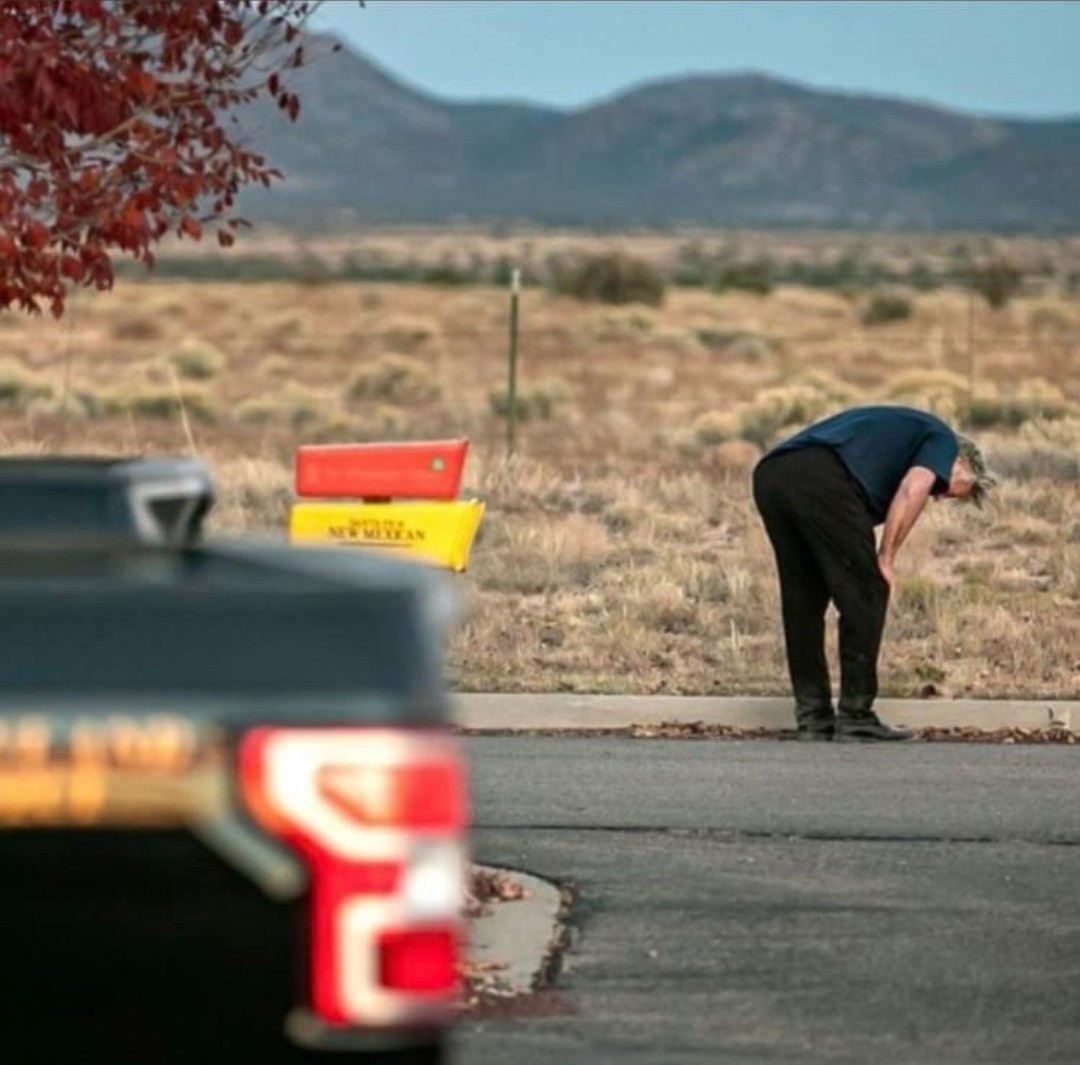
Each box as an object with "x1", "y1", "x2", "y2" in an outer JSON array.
[
  {"x1": 696, "y1": 329, "x2": 774, "y2": 362},
  {"x1": 905, "y1": 262, "x2": 941, "y2": 292},
  {"x1": 962, "y1": 397, "x2": 1036, "y2": 430},
  {"x1": 240, "y1": 386, "x2": 332, "y2": 430},
  {"x1": 966, "y1": 417, "x2": 1080, "y2": 482},
  {"x1": 691, "y1": 410, "x2": 738, "y2": 446},
  {"x1": 488, "y1": 381, "x2": 567, "y2": 422},
  {"x1": 629, "y1": 580, "x2": 699, "y2": 634},
  {"x1": 378, "y1": 316, "x2": 439, "y2": 350},
  {"x1": 883, "y1": 369, "x2": 969, "y2": 419},
  {"x1": 860, "y1": 291, "x2": 913, "y2": 326},
  {"x1": 970, "y1": 260, "x2": 1023, "y2": 310},
  {"x1": 958, "y1": 380, "x2": 1069, "y2": 430},
  {"x1": 171, "y1": 345, "x2": 225, "y2": 380},
  {"x1": 0, "y1": 359, "x2": 53, "y2": 409},
  {"x1": 896, "y1": 576, "x2": 938, "y2": 621},
  {"x1": 672, "y1": 240, "x2": 713, "y2": 287},
  {"x1": 989, "y1": 444, "x2": 1079, "y2": 483},
  {"x1": 586, "y1": 308, "x2": 657, "y2": 341},
  {"x1": 885, "y1": 369, "x2": 969, "y2": 401},
  {"x1": 553, "y1": 252, "x2": 665, "y2": 307},
  {"x1": 296, "y1": 253, "x2": 334, "y2": 287},
  {"x1": 347, "y1": 354, "x2": 441, "y2": 406},
  {"x1": 709, "y1": 439, "x2": 762, "y2": 472},
  {"x1": 347, "y1": 405, "x2": 413, "y2": 440},
  {"x1": 650, "y1": 326, "x2": 705, "y2": 357},
  {"x1": 734, "y1": 387, "x2": 837, "y2": 448},
  {"x1": 421, "y1": 259, "x2": 469, "y2": 286},
  {"x1": 112, "y1": 315, "x2": 163, "y2": 341},
  {"x1": 713, "y1": 260, "x2": 774, "y2": 296},
  {"x1": 235, "y1": 400, "x2": 275, "y2": 426},
  {"x1": 118, "y1": 388, "x2": 216, "y2": 423},
  {"x1": 788, "y1": 369, "x2": 862, "y2": 409}
]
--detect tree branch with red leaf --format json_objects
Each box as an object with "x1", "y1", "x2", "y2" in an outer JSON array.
[{"x1": 0, "y1": 0, "x2": 352, "y2": 315}]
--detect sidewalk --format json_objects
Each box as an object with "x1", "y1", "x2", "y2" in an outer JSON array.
[{"x1": 453, "y1": 693, "x2": 1078, "y2": 732}]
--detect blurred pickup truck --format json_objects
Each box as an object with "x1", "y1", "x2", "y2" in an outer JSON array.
[
  {"x1": 0, "y1": 456, "x2": 216, "y2": 545},
  {"x1": 0, "y1": 458, "x2": 467, "y2": 1065}
]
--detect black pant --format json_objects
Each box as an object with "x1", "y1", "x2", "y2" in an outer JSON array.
[{"x1": 751, "y1": 446, "x2": 889, "y2": 715}]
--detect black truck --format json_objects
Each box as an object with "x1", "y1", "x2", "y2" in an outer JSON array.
[
  {"x1": 0, "y1": 456, "x2": 216, "y2": 545},
  {"x1": 0, "y1": 459, "x2": 467, "y2": 1065}
]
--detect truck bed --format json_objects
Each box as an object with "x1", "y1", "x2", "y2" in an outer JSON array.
[{"x1": 0, "y1": 541, "x2": 451, "y2": 718}]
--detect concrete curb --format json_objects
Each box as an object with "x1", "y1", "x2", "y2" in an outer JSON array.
[
  {"x1": 453, "y1": 693, "x2": 1078, "y2": 732},
  {"x1": 467, "y1": 866, "x2": 564, "y2": 995}
]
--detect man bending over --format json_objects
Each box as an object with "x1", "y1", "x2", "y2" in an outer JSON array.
[{"x1": 752, "y1": 405, "x2": 995, "y2": 742}]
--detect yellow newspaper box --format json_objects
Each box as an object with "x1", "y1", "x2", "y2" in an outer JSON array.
[{"x1": 289, "y1": 499, "x2": 485, "y2": 572}]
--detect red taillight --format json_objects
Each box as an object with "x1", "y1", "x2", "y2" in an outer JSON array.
[
  {"x1": 378, "y1": 927, "x2": 458, "y2": 993},
  {"x1": 316, "y1": 760, "x2": 466, "y2": 832},
  {"x1": 239, "y1": 728, "x2": 468, "y2": 1029}
]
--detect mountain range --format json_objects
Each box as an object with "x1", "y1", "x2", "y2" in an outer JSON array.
[{"x1": 237, "y1": 34, "x2": 1080, "y2": 231}]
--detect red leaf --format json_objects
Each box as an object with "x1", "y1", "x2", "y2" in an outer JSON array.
[
  {"x1": 121, "y1": 201, "x2": 143, "y2": 228},
  {"x1": 180, "y1": 216, "x2": 203, "y2": 240},
  {"x1": 223, "y1": 19, "x2": 244, "y2": 47},
  {"x1": 137, "y1": 70, "x2": 157, "y2": 97},
  {"x1": 60, "y1": 256, "x2": 87, "y2": 282},
  {"x1": 26, "y1": 221, "x2": 50, "y2": 250}
]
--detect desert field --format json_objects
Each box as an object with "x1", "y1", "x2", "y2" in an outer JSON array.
[{"x1": 3, "y1": 229, "x2": 1078, "y2": 700}]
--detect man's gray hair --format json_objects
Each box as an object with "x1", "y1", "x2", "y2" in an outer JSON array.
[{"x1": 956, "y1": 435, "x2": 997, "y2": 508}]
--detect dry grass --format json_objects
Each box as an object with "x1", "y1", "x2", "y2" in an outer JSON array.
[{"x1": 3, "y1": 232, "x2": 1079, "y2": 700}]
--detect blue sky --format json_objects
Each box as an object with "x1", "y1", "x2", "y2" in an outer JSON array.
[{"x1": 311, "y1": 1, "x2": 1080, "y2": 118}]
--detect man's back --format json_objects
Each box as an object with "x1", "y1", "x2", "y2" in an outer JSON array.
[{"x1": 767, "y1": 405, "x2": 958, "y2": 523}]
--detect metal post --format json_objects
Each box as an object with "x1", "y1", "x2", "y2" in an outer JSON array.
[
  {"x1": 966, "y1": 286, "x2": 976, "y2": 414},
  {"x1": 507, "y1": 267, "x2": 520, "y2": 458}
]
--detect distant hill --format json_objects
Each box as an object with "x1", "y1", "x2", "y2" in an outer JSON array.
[{"x1": 236, "y1": 34, "x2": 1080, "y2": 232}]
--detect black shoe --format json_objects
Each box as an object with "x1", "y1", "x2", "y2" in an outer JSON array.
[
  {"x1": 834, "y1": 714, "x2": 914, "y2": 742},
  {"x1": 793, "y1": 698, "x2": 834, "y2": 741},
  {"x1": 794, "y1": 723, "x2": 834, "y2": 741}
]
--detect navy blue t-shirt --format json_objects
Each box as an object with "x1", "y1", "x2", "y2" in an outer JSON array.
[{"x1": 767, "y1": 406, "x2": 959, "y2": 524}]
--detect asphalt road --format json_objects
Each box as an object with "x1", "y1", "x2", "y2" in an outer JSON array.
[{"x1": 451, "y1": 738, "x2": 1080, "y2": 1065}]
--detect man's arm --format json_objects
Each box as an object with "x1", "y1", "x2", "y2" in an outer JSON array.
[{"x1": 877, "y1": 466, "x2": 937, "y2": 595}]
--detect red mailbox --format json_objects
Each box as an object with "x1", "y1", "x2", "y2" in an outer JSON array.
[{"x1": 295, "y1": 440, "x2": 469, "y2": 501}]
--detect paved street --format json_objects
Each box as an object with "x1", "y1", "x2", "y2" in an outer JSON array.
[{"x1": 452, "y1": 738, "x2": 1080, "y2": 1065}]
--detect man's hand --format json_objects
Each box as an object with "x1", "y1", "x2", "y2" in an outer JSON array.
[{"x1": 878, "y1": 553, "x2": 897, "y2": 600}]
